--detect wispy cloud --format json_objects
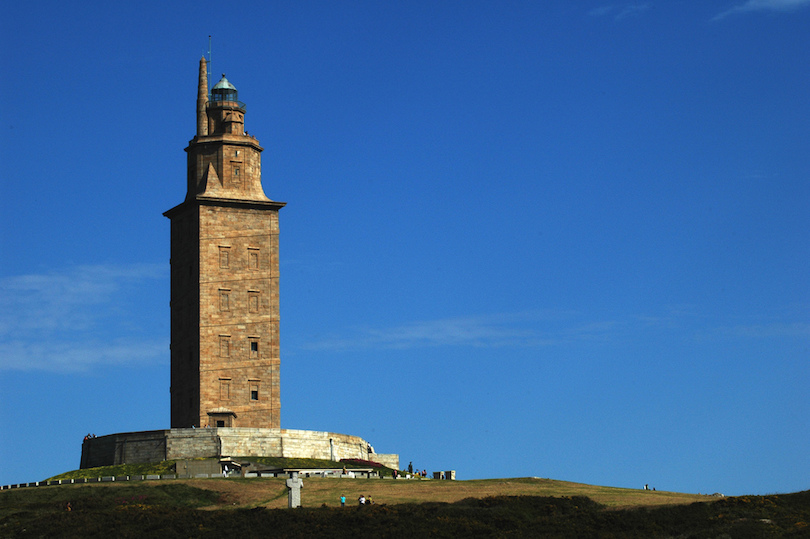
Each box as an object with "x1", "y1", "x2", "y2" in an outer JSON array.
[
  {"x1": 588, "y1": 5, "x2": 616, "y2": 17},
  {"x1": 718, "y1": 322, "x2": 810, "y2": 338},
  {"x1": 588, "y1": 3, "x2": 651, "y2": 21},
  {"x1": 616, "y1": 3, "x2": 651, "y2": 19},
  {"x1": 298, "y1": 310, "x2": 621, "y2": 352},
  {"x1": 0, "y1": 264, "x2": 166, "y2": 372},
  {"x1": 713, "y1": 0, "x2": 810, "y2": 20},
  {"x1": 296, "y1": 307, "x2": 810, "y2": 354},
  {"x1": 0, "y1": 338, "x2": 166, "y2": 373}
]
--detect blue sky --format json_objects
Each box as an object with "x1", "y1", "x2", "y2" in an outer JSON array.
[{"x1": 1, "y1": 1, "x2": 808, "y2": 495}]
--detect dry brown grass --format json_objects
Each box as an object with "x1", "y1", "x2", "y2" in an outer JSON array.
[
  {"x1": 15, "y1": 476, "x2": 710, "y2": 511},
  {"x1": 181, "y1": 476, "x2": 712, "y2": 510}
]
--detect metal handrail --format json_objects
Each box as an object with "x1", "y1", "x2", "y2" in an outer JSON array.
[{"x1": 207, "y1": 97, "x2": 246, "y2": 112}]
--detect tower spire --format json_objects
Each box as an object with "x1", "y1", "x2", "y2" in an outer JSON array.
[{"x1": 197, "y1": 56, "x2": 209, "y2": 137}]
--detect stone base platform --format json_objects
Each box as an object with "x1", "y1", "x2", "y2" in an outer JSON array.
[{"x1": 80, "y1": 428, "x2": 398, "y2": 470}]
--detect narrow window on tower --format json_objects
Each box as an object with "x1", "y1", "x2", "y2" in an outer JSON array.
[
  {"x1": 219, "y1": 246, "x2": 230, "y2": 269},
  {"x1": 249, "y1": 338, "x2": 259, "y2": 359},
  {"x1": 248, "y1": 291, "x2": 260, "y2": 313},
  {"x1": 250, "y1": 381, "x2": 260, "y2": 401},
  {"x1": 219, "y1": 335, "x2": 231, "y2": 358},
  {"x1": 219, "y1": 289, "x2": 231, "y2": 311},
  {"x1": 248, "y1": 248, "x2": 259, "y2": 270},
  {"x1": 219, "y1": 379, "x2": 231, "y2": 400}
]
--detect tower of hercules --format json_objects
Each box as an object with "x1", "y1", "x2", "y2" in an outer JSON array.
[{"x1": 164, "y1": 58, "x2": 285, "y2": 429}]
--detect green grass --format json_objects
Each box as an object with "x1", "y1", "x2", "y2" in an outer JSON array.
[
  {"x1": 49, "y1": 461, "x2": 178, "y2": 481},
  {"x1": 18, "y1": 461, "x2": 806, "y2": 536},
  {"x1": 2, "y1": 483, "x2": 808, "y2": 538},
  {"x1": 0, "y1": 483, "x2": 220, "y2": 519}
]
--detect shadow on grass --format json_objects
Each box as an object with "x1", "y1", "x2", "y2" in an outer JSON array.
[{"x1": 2, "y1": 488, "x2": 808, "y2": 538}]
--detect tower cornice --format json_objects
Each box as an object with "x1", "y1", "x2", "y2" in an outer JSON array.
[
  {"x1": 186, "y1": 134, "x2": 264, "y2": 153},
  {"x1": 163, "y1": 197, "x2": 287, "y2": 219}
]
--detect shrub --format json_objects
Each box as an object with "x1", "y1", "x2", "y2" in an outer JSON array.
[{"x1": 339, "y1": 458, "x2": 384, "y2": 468}]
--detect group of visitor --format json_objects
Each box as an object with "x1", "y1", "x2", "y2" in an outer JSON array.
[
  {"x1": 338, "y1": 494, "x2": 376, "y2": 507},
  {"x1": 407, "y1": 461, "x2": 427, "y2": 477}
]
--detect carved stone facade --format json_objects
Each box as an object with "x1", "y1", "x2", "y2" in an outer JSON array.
[{"x1": 164, "y1": 58, "x2": 285, "y2": 429}]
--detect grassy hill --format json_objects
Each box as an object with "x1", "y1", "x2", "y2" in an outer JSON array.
[{"x1": 2, "y1": 468, "x2": 808, "y2": 537}]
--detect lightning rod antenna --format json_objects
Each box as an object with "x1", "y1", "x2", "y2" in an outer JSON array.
[{"x1": 207, "y1": 36, "x2": 212, "y2": 85}]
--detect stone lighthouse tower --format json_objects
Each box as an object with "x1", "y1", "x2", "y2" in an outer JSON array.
[
  {"x1": 78, "y1": 58, "x2": 398, "y2": 471},
  {"x1": 164, "y1": 58, "x2": 285, "y2": 429}
]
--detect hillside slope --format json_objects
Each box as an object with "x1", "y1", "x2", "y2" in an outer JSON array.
[{"x1": 2, "y1": 477, "x2": 807, "y2": 537}]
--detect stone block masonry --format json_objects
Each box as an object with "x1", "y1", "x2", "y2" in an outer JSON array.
[
  {"x1": 80, "y1": 428, "x2": 399, "y2": 471},
  {"x1": 80, "y1": 430, "x2": 168, "y2": 469}
]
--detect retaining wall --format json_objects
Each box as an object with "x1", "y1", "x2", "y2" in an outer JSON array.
[{"x1": 80, "y1": 428, "x2": 398, "y2": 470}]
